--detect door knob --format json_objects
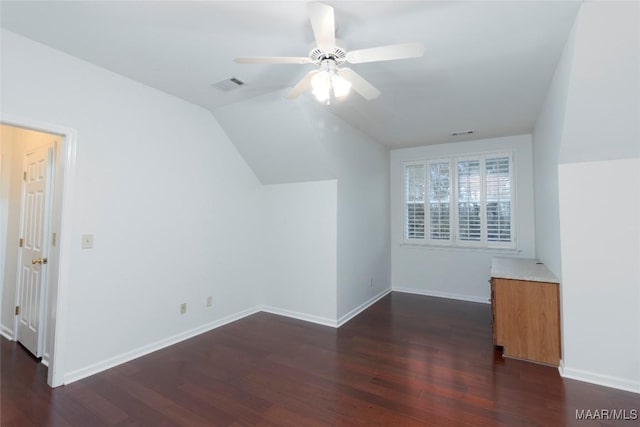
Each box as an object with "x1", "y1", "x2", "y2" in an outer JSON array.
[{"x1": 31, "y1": 258, "x2": 48, "y2": 265}]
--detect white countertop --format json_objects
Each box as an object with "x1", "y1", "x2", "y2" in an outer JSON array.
[{"x1": 491, "y1": 257, "x2": 560, "y2": 284}]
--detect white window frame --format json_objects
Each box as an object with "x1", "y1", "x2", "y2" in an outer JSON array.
[{"x1": 402, "y1": 151, "x2": 516, "y2": 250}]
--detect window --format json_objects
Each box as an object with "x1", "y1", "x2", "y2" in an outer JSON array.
[
  {"x1": 428, "y1": 161, "x2": 451, "y2": 241},
  {"x1": 403, "y1": 153, "x2": 515, "y2": 249},
  {"x1": 457, "y1": 159, "x2": 481, "y2": 243},
  {"x1": 405, "y1": 163, "x2": 425, "y2": 239}
]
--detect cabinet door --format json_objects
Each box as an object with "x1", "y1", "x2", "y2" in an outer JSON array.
[
  {"x1": 524, "y1": 281, "x2": 561, "y2": 365},
  {"x1": 493, "y1": 279, "x2": 560, "y2": 365}
]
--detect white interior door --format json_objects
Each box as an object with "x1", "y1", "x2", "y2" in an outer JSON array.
[{"x1": 16, "y1": 145, "x2": 52, "y2": 357}]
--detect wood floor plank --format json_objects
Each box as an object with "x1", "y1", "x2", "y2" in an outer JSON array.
[
  {"x1": 65, "y1": 385, "x2": 130, "y2": 425},
  {"x1": 2, "y1": 293, "x2": 639, "y2": 426}
]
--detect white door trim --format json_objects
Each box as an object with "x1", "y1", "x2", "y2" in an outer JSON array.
[{"x1": 1, "y1": 114, "x2": 76, "y2": 388}]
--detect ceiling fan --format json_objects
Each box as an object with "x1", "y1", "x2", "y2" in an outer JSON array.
[{"x1": 233, "y1": 2, "x2": 425, "y2": 103}]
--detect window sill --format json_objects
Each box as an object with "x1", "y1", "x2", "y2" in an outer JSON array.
[{"x1": 399, "y1": 242, "x2": 522, "y2": 255}]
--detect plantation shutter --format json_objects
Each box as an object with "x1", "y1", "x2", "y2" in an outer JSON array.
[
  {"x1": 405, "y1": 163, "x2": 425, "y2": 239},
  {"x1": 457, "y1": 160, "x2": 481, "y2": 242},
  {"x1": 403, "y1": 152, "x2": 515, "y2": 249},
  {"x1": 428, "y1": 162, "x2": 451, "y2": 241},
  {"x1": 485, "y1": 156, "x2": 512, "y2": 243}
]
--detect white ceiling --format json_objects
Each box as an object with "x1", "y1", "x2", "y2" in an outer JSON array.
[{"x1": 0, "y1": 1, "x2": 581, "y2": 148}]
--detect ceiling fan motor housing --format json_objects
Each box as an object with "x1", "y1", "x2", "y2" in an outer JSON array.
[{"x1": 309, "y1": 45, "x2": 347, "y2": 64}]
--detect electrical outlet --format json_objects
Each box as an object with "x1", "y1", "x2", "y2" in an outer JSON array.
[
  {"x1": 180, "y1": 303, "x2": 187, "y2": 314},
  {"x1": 206, "y1": 296, "x2": 213, "y2": 307},
  {"x1": 81, "y1": 234, "x2": 93, "y2": 249}
]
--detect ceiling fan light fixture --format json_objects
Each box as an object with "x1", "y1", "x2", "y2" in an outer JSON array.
[
  {"x1": 310, "y1": 59, "x2": 351, "y2": 103},
  {"x1": 311, "y1": 70, "x2": 331, "y2": 102},
  {"x1": 331, "y1": 74, "x2": 351, "y2": 98},
  {"x1": 312, "y1": 85, "x2": 331, "y2": 102}
]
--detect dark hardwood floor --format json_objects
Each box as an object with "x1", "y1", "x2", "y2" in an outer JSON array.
[{"x1": 2, "y1": 293, "x2": 638, "y2": 426}]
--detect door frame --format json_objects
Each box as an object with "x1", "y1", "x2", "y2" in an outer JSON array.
[{"x1": 1, "y1": 114, "x2": 76, "y2": 388}]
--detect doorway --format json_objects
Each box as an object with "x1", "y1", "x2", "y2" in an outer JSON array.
[
  {"x1": 0, "y1": 116, "x2": 76, "y2": 388},
  {"x1": 1, "y1": 126, "x2": 57, "y2": 360}
]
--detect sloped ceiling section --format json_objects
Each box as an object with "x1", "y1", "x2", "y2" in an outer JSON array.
[
  {"x1": 558, "y1": 1, "x2": 640, "y2": 164},
  {"x1": 213, "y1": 90, "x2": 340, "y2": 185},
  {"x1": 213, "y1": 88, "x2": 389, "y2": 185}
]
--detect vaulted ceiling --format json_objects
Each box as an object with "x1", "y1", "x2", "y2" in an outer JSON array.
[{"x1": 1, "y1": 1, "x2": 580, "y2": 148}]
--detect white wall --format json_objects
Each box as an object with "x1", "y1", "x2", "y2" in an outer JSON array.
[
  {"x1": 1, "y1": 30, "x2": 264, "y2": 379},
  {"x1": 296, "y1": 103, "x2": 391, "y2": 321},
  {"x1": 390, "y1": 134, "x2": 536, "y2": 302},
  {"x1": 559, "y1": 158, "x2": 639, "y2": 393},
  {"x1": 0, "y1": 125, "x2": 61, "y2": 339},
  {"x1": 531, "y1": 18, "x2": 577, "y2": 278},
  {"x1": 214, "y1": 91, "x2": 391, "y2": 323},
  {"x1": 260, "y1": 180, "x2": 338, "y2": 324},
  {"x1": 549, "y1": 1, "x2": 640, "y2": 393},
  {"x1": 559, "y1": 1, "x2": 640, "y2": 164}
]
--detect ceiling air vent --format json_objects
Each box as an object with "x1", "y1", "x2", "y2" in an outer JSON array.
[
  {"x1": 451, "y1": 129, "x2": 475, "y2": 136},
  {"x1": 211, "y1": 77, "x2": 245, "y2": 92}
]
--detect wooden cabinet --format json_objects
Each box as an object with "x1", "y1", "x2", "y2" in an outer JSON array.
[{"x1": 490, "y1": 258, "x2": 561, "y2": 366}]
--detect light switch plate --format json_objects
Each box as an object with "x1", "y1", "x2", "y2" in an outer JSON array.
[{"x1": 81, "y1": 234, "x2": 93, "y2": 249}]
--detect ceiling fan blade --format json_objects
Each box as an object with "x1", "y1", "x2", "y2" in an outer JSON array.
[
  {"x1": 234, "y1": 56, "x2": 311, "y2": 65},
  {"x1": 339, "y1": 68, "x2": 381, "y2": 100},
  {"x1": 346, "y1": 43, "x2": 425, "y2": 64},
  {"x1": 308, "y1": 2, "x2": 336, "y2": 52},
  {"x1": 287, "y1": 70, "x2": 320, "y2": 99}
]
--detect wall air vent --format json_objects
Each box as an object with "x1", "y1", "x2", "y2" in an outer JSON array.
[
  {"x1": 451, "y1": 129, "x2": 475, "y2": 136},
  {"x1": 211, "y1": 77, "x2": 245, "y2": 92}
]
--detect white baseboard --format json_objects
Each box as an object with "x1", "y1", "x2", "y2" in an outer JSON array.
[
  {"x1": 393, "y1": 287, "x2": 490, "y2": 304},
  {"x1": 559, "y1": 360, "x2": 640, "y2": 394},
  {"x1": 1, "y1": 324, "x2": 14, "y2": 340},
  {"x1": 260, "y1": 305, "x2": 337, "y2": 328},
  {"x1": 337, "y1": 288, "x2": 391, "y2": 327},
  {"x1": 58, "y1": 290, "x2": 492, "y2": 386},
  {"x1": 260, "y1": 289, "x2": 391, "y2": 329},
  {"x1": 63, "y1": 306, "x2": 261, "y2": 385},
  {"x1": 42, "y1": 353, "x2": 50, "y2": 367},
  {"x1": 60, "y1": 297, "x2": 387, "y2": 385}
]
